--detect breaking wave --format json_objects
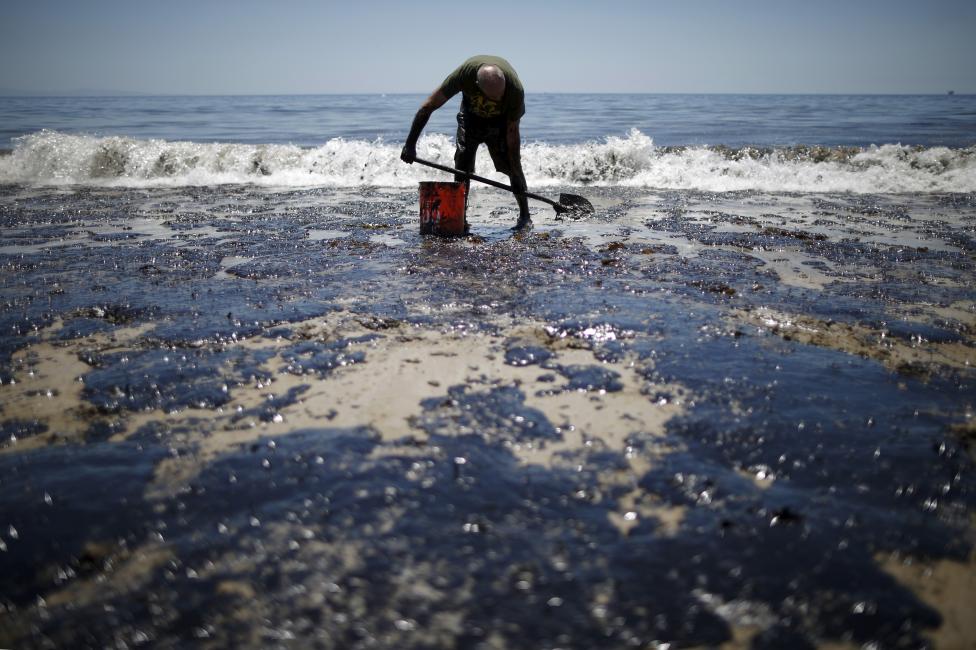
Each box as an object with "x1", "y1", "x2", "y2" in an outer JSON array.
[{"x1": 1, "y1": 129, "x2": 974, "y2": 193}]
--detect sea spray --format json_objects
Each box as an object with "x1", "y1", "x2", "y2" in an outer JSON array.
[{"x1": 2, "y1": 129, "x2": 974, "y2": 193}]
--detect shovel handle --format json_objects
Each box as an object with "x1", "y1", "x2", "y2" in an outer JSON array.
[{"x1": 411, "y1": 157, "x2": 563, "y2": 211}]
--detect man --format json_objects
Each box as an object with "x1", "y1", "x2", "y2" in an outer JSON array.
[{"x1": 401, "y1": 55, "x2": 531, "y2": 230}]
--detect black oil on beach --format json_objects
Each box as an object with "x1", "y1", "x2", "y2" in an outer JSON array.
[
  {"x1": 1, "y1": 177, "x2": 974, "y2": 648},
  {"x1": 1, "y1": 90, "x2": 975, "y2": 649}
]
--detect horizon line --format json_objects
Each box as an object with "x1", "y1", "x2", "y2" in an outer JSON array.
[{"x1": 0, "y1": 90, "x2": 973, "y2": 98}]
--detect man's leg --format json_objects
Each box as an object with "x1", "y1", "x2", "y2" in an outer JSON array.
[
  {"x1": 454, "y1": 112, "x2": 477, "y2": 184},
  {"x1": 454, "y1": 112, "x2": 479, "y2": 233},
  {"x1": 486, "y1": 134, "x2": 531, "y2": 230},
  {"x1": 512, "y1": 190, "x2": 531, "y2": 230}
]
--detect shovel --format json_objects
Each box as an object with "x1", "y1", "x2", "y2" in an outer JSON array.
[{"x1": 412, "y1": 157, "x2": 594, "y2": 217}]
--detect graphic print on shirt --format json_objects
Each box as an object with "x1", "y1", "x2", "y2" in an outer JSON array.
[{"x1": 468, "y1": 93, "x2": 503, "y2": 119}]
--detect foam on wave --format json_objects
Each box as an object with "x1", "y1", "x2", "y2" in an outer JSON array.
[{"x1": 1, "y1": 129, "x2": 974, "y2": 193}]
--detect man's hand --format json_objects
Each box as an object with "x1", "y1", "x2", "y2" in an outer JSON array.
[{"x1": 400, "y1": 144, "x2": 416, "y2": 164}]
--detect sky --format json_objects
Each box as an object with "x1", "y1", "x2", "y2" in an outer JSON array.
[{"x1": 1, "y1": 0, "x2": 974, "y2": 95}]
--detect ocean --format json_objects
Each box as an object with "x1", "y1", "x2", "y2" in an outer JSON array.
[
  {"x1": 1, "y1": 93, "x2": 974, "y2": 192},
  {"x1": 1, "y1": 93, "x2": 975, "y2": 648}
]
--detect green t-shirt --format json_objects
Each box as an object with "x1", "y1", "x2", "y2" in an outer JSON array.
[{"x1": 439, "y1": 55, "x2": 525, "y2": 121}]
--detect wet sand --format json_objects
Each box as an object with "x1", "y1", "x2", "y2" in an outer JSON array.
[{"x1": 0, "y1": 184, "x2": 974, "y2": 648}]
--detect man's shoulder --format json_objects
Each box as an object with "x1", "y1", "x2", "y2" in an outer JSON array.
[
  {"x1": 462, "y1": 54, "x2": 511, "y2": 68},
  {"x1": 464, "y1": 55, "x2": 520, "y2": 80},
  {"x1": 440, "y1": 55, "x2": 525, "y2": 115}
]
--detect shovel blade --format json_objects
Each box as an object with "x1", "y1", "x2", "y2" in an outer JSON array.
[{"x1": 557, "y1": 193, "x2": 595, "y2": 217}]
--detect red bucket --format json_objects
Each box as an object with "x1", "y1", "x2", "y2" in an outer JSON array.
[{"x1": 419, "y1": 181, "x2": 467, "y2": 236}]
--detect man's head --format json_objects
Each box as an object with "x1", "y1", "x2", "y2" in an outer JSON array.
[{"x1": 476, "y1": 65, "x2": 506, "y2": 101}]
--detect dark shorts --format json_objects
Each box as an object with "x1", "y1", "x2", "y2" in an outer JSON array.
[{"x1": 454, "y1": 111, "x2": 511, "y2": 179}]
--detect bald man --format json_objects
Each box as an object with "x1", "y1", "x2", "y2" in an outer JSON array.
[{"x1": 401, "y1": 55, "x2": 531, "y2": 230}]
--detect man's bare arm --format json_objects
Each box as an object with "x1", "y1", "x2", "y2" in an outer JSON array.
[{"x1": 401, "y1": 89, "x2": 450, "y2": 163}]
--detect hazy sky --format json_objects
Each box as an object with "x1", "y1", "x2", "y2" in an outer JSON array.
[{"x1": 1, "y1": 0, "x2": 974, "y2": 95}]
